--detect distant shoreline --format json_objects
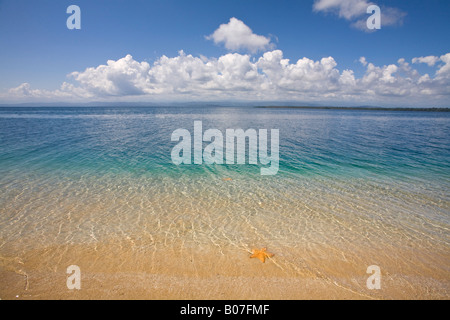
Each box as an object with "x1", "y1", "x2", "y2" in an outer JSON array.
[
  {"x1": 0, "y1": 105, "x2": 449, "y2": 112},
  {"x1": 254, "y1": 106, "x2": 450, "y2": 112}
]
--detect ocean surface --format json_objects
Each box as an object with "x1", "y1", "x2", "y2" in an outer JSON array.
[{"x1": 0, "y1": 106, "x2": 449, "y2": 298}]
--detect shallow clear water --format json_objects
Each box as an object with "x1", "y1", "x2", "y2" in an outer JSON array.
[{"x1": 0, "y1": 106, "x2": 449, "y2": 298}]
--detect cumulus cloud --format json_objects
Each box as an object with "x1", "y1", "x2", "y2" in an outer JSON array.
[
  {"x1": 359, "y1": 57, "x2": 368, "y2": 66},
  {"x1": 4, "y1": 49, "x2": 450, "y2": 106},
  {"x1": 206, "y1": 17, "x2": 273, "y2": 53},
  {"x1": 7, "y1": 82, "x2": 93, "y2": 101},
  {"x1": 436, "y1": 53, "x2": 450, "y2": 79},
  {"x1": 70, "y1": 54, "x2": 151, "y2": 96},
  {"x1": 411, "y1": 54, "x2": 450, "y2": 81},
  {"x1": 412, "y1": 56, "x2": 440, "y2": 67},
  {"x1": 313, "y1": 0, "x2": 406, "y2": 31}
]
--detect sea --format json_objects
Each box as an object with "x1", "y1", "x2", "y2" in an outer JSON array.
[{"x1": 0, "y1": 106, "x2": 449, "y2": 298}]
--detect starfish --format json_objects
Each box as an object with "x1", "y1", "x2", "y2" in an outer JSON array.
[
  {"x1": 222, "y1": 177, "x2": 233, "y2": 181},
  {"x1": 250, "y1": 247, "x2": 274, "y2": 263}
]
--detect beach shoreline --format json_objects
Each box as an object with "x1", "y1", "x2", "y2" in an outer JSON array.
[{"x1": 1, "y1": 241, "x2": 448, "y2": 300}]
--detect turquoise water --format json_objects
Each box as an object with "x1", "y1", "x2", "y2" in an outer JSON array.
[
  {"x1": 0, "y1": 106, "x2": 449, "y2": 298},
  {"x1": 1, "y1": 106, "x2": 449, "y2": 180}
]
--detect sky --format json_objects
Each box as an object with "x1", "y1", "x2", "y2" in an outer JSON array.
[{"x1": 0, "y1": 0, "x2": 449, "y2": 107}]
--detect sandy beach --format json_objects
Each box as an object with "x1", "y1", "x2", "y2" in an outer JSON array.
[{"x1": 1, "y1": 234, "x2": 449, "y2": 300}]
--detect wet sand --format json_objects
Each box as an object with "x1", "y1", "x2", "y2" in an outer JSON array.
[{"x1": 1, "y1": 238, "x2": 448, "y2": 300}]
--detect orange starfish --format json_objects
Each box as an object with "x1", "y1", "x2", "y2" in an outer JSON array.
[
  {"x1": 250, "y1": 248, "x2": 274, "y2": 263},
  {"x1": 222, "y1": 177, "x2": 233, "y2": 181}
]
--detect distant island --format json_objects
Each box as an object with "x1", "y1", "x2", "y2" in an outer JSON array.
[{"x1": 254, "y1": 106, "x2": 450, "y2": 112}]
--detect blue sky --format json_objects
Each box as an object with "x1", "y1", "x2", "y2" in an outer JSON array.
[{"x1": 0, "y1": 0, "x2": 449, "y2": 106}]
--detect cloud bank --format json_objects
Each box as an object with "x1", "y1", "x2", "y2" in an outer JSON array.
[
  {"x1": 2, "y1": 17, "x2": 449, "y2": 107},
  {"x1": 4, "y1": 51, "x2": 450, "y2": 106}
]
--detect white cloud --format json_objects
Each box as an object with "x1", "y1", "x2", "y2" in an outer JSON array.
[
  {"x1": 7, "y1": 82, "x2": 93, "y2": 101},
  {"x1": 436, "y1": 53, "x2": 450, "y2": 79},
  {"x1": 3, "y1": 49, "x2": 450, "y2": 106},
  {"x1": 206, "y1": 17, "x2": 273, "y2": 53},
  {"x1": 70, "y1": 54, "x2": 151, "y2": 96},
  {"x1": 412, "y1": 56, "x2": 440, "y2": 67},
  {"x1": 314, "y1": 0, "x2": 369, "y2": 20},
  {"x1": 8, "y1": 83, "x2": 34, "y2": 96},
  {"x1": 359, "y1": 57, "x2": 368, "y2": 66},
  {"x1": 313, "y1": 0, "x2": 406, "y2": 31},
  {"x1": 411, "y1": 53, "x2": 450, "y2": 82}
]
